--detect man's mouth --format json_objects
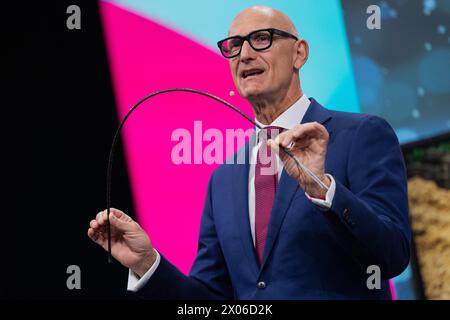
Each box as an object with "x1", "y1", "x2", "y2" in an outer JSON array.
[{"x1": 241, "y1": 68, "x2": 265, "y2": 79}]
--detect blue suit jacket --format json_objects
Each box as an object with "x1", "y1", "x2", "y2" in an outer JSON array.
[{"x1": 134, "y1": 99, "x2": 411, "y2": 299}]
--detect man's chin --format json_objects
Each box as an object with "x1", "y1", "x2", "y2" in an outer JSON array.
[{"x1": 240, "y1": 87, "x2": 265, "y2": 99}]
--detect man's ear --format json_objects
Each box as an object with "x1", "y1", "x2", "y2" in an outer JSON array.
[{"x1": 294, "y1": 39, "x2": 308, "y2": 69}]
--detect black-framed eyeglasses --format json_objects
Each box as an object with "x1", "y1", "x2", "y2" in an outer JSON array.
[{"x1": 217, "y1": 28, "x2": 298, "y2": 59}]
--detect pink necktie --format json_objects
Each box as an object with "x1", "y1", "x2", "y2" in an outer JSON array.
[{"x1": 255, "y1": 126, "x2": 282, "y2": 264}]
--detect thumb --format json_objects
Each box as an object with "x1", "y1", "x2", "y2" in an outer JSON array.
[
  {"x1": 109, "y1": 211, "x2": 135, "y2": 232},
  {"x1": 268, "y1": 139, "x2": 288, "y2": 162},
  {"x1": 267, "y1": 139, "x2": 280, "y2": 153}
]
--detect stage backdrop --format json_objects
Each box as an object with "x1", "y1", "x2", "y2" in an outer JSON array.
[{"x1": 99, "y1": 0, "x2": 450, "y2": 299}]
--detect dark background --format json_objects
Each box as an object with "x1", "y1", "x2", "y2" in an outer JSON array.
[{"x1": 2, "y1": 0, "x2": 135, "y2": 299}]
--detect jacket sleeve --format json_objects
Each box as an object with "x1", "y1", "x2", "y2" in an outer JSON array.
[
  {"x1": 328, "y1": 116, "x2": 411, "y2": 279},
  {"x1": 131, "y1": 171, "x2": 234, "y2": 299}
]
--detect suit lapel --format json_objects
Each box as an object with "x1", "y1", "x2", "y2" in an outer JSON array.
[
  {"x1": 300, "y1": 98, "x2": 333, "y2": 127},
  {"x1": 259, "y1": 98, "x2": 332, "y2": 270}
]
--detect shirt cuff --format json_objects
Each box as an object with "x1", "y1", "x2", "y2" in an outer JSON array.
[
  {"x1": 305, "y1": 174, "x2": 336, "y2": 209},
  {"x1": 127, "y1": 249, "x2": 161, "y2": 292}
]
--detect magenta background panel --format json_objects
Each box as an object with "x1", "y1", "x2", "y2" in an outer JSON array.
[{"x1": 100, "y1": 1, "x2": 254, "y2": 274}]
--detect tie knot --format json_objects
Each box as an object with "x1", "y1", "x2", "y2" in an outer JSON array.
[{"x1": 258, "y1": 126, "x2": 284, "y2": 142}]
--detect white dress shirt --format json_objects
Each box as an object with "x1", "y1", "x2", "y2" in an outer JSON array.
[{"x1": 128, "y1": 94, "x2": 336, "y2": 291}]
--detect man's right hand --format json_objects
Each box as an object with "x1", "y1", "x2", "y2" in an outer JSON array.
[{"x1": 88, "y1": 208, "x2": 156, "y2": 278}]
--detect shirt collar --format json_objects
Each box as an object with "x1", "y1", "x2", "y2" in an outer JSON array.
[{"x1": 254, "y1": 94, "x2": 310, "y2": 143}]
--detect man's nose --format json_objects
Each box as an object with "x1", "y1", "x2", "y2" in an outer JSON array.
[{"x1": 239, "y1": 40, "x2": 256, "y2": 62}]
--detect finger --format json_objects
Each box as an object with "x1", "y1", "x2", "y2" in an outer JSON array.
[
  {"x1": 292, "y1": 122, "x2": 328, "y2": 140},
  {"x1": 276, "y1": 123, "x2": 327, "y2": 145},
  {"x1": 110, "y1": 213, "x2": 137, "y2": 233},
  {"x1": 267, "y1": 140, "x2": 311, "y2": 156},
  {"x1": 95, "y1": 211, "x2": 103, "y2": 226},
  {"x1": 90, "y1": 219, "x2": 98, "y2": 229},
  {"x1": 288, "y1": 136, "x2": 311, "y2": 150},
  {"x1": 87, "y1": 227, "x2": 97, "y2": 240},
  {"x1": 268, "y1": 139, "x2": 294, "y2": 162},
  {"x1": 97, "y1": 210, "x2": 108, "y2": 226},
  {"x1": 286, "y1": 141, "x2": 295, "y2": 149},
  {"x1": 274, "y1": 130, "x2": 294, "y2": 148},
  {"x1": 96, "y1": 210, "x2": 104, "y2": 220},
  {"x1": 89, "y1": 220, "x2": 107, "y2": 235},
  {"x1": 89, "y1": 229, "x2": 108, "y2": 250},
  {"x1": 290, "y1": 123, "x2": 311, "y2": 139},
  {"x1": 110, "y1": 208, "x2": 133, "y2": 222},
  {"x1": 101, "y1": 211, "x2": 108, "y2": 225},
  {"x1": 267, "y1": 139, "x2": 280, "y2": 153},
  {"x1": 275, "y1": 128, "x2": 322, "y2": 151},
  {"x1": 96, "y1": 209, "x2": 130, "y2": 226},
  {"x1": 96, "y1": 212, "x2": 104, "y2": 225},
  {"x1": 88, "y1": 227, "x2": 104, "y2": 243}
]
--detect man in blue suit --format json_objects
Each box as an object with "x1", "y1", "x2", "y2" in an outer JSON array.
[{"x1": 88, "y1": 5, "x2": 411, "y2": 299}]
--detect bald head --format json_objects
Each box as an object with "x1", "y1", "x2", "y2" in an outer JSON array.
[
  {"x1": 229, "y1": 5, "x2": 298, "y2": 38},
  {"x1": 224, "y1": 5, "x2": 308, "y2": 115}
]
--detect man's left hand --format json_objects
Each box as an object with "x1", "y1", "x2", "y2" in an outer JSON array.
[{"x1": 268, "y1": 122, "x2": 331, "y2": 199}]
